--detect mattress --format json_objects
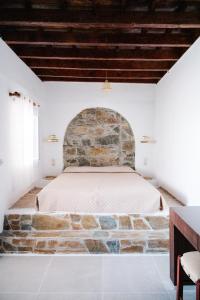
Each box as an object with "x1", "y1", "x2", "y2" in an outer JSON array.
[{"x1": 37, "y1": 166, "x2": 163, "y2": 213}]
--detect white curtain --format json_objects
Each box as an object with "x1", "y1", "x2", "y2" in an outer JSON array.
[{"x1": 10, "y1": 96, "x2": 39, "y2": 196}]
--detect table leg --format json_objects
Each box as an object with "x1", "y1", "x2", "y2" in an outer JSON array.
[
  {"x1": 170, "y1": 220, "x2": 196, "y2": 285},
  {"x1": 170, "y1": 220, "x2": 177, "y2": 285}
]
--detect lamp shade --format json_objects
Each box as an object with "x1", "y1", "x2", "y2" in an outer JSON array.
[
  {"x1": 102, "y1": 79, "x2": 112, "y2": 92},
  {"x1": 140, "y1": 136, "x2": 156, "y2": 143},
  {"x1": 47, "y1": 134, "x2": 59, "y2": 142}
]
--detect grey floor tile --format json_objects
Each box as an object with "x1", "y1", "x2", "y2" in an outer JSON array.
[
  {"x1": 40, "y1": 256, "x2": 102, "y2": 293},
  {"x1": 153, "y1": 255, "x2": 175, "y2": 291},
  {"x1": 169, "y1": 290, "x2": 195, "y2": 300},
  {"x1": 103, "y1": 293, "x2": 171, "y2": 300},
  {"x1": 102, "y1": 256, "x2": 166, "y2": 293},
  {"x1": 0, "y1": 294, "x2": 36, "y2": 300},
  {"x1": 36, "y1": 293, "x2": 102, "y2": 300},
  {"x1": 0, "y1": 256, "x2": 51, "y2": 293},
  {"x1": 153, "y1": 255, "x2": 170, "y2": 278}
]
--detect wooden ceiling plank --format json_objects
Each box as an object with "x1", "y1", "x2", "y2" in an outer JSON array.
[
  {"x1": 39, "y1": 76, "x2": 158, "y2": 83},
  {"x1": 24, "y1": 0, "x2": 32, "y2": 10},
  {"x1": 34, "y1": 68, "x2": 165, "y2": 78},
  {"x1": 26, "y1": 58, "x2": 173, "y2": 70},
  {"x1": 1, "y1": 9, "x2": 200, "y2": 29},
  {"x1": 3, "y1": 31, "x2": 194, "y2": 47},
  {"x1": 11, "y1": 46, "x2": 185, "y2": 61},
  {"x1": 38, "y1": 75, "x2": 161, "y2": 80}
]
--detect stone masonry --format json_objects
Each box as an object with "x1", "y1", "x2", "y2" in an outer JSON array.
[
  {"x1": 63, "y1": 107, "x2": 135, "y2": 169},
  {"x1": 0, "y1": 213, "x2": 169, "y2": 254}
]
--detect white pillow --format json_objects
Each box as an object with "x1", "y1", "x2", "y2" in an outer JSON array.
[{"x1": 63, "y1": 166, "x2": 134, "y2": 173}]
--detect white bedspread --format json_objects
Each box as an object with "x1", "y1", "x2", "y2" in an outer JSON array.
[{"x1": 37, "y1": 166, "x2": 163, "y2": 213}]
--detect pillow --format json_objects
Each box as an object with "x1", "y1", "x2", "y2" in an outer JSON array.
[{"x1": 63, "y1": 166, "x2": 134, "y2": 173}]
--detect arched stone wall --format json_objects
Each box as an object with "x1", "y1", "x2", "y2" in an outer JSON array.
[{"x1": 63, "y1": 107, "x2": 135, "y2": 168}]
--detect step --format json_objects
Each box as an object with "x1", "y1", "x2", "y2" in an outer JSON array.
[{"x1": 0, "y1": 212, "x2": 169, "y2": 254}]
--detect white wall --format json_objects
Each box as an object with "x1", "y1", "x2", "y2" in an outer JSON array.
[
  {"x1": 41, "y1": 82, "x2": 156, "y2": 177},
  {"x1": 155, "y1": 37, "x2": 200, "y2": 205},
  {"x1": 0, "y1": 39, "x2": 44, "y2": 230}
]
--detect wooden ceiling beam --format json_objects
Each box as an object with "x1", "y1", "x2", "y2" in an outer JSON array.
[
  {"x1": 34, "y1": 68, "x2": 164, "y2": 78},
  {"x1": 39, "y1": 76, "x2": 158, "y2": 84},
  {"x1": 0, "y1": 9, "x2": 200, "y2": 29},
  {"x1": 26, "y1": 58, "x2": 173, "y2": 70},
  {"x1": 12, "y1": 46, "x2": 186, "y2": 61},
  {"x1": 3, "y1": 31, "x2": 194, "y2": 47}
]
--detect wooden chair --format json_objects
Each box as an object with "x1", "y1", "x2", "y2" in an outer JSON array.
[{"x1": 176, "y1": 251, "x2": 200, "y2": 300}]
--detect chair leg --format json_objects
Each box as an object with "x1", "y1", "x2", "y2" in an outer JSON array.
[
  {"x1": 196, "y1": 280, "x2": 200, "y2": 300},
  {"x1": 176, "y1": 255, "x2": 183, "y2": 300}
]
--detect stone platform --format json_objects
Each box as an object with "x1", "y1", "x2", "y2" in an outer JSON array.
[{"x1": 0, "y1": 212, "x2": 169, "y2": 254}]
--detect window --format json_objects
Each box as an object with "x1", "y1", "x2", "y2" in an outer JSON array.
[{"x1": 10, "y1": 95, "x2": 39, "y2": 190}]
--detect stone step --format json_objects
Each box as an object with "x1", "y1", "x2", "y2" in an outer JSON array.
[{"x1": 0, "y1": 213, "x2": 169, "y2": 254}]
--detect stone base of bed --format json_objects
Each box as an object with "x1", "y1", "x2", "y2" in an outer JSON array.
[{"x1": 0, "y1": 213, "x2": 169, "y2": 254}]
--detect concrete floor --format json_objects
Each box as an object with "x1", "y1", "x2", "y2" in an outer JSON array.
[{"x1": 0, "y1": 255, "x2": 195, "y2": 300}]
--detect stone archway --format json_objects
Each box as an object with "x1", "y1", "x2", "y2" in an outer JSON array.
[{"x1": 63, "y1": 107, "x2": 135, "y2": 169}]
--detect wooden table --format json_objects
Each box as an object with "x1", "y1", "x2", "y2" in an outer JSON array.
[{"x1": 170, "y1": 206, "x2": 200, "y2": 285}]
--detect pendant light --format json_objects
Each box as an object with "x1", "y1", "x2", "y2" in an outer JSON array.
[{"x1": 102, "y1": 71, "x2": 112, "y2": 92}]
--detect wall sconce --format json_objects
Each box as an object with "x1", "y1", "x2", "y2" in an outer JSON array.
[
  {"x1": 47, "y1": 135, "x2": 59, "y2": 142},
  {"x1": 140, "y1": 136, "x2": 156, "y2": 144}
]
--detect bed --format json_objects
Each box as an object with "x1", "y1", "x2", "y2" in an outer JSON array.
[{"x1": 37, "y1": 166, "x2": 164, "y2": 213}]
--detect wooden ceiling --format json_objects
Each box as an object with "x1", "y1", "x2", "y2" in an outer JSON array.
[{"x1": 0, "y1": 0, "x2": 200, "y2": 83}]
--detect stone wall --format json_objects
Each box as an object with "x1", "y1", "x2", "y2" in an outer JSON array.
[
  {"x1": 63, "y1": 108, "x2": 135, "y2": 169},
  {"x1": 0, "y1": 213, "x2": 169, "y2": 254}
]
